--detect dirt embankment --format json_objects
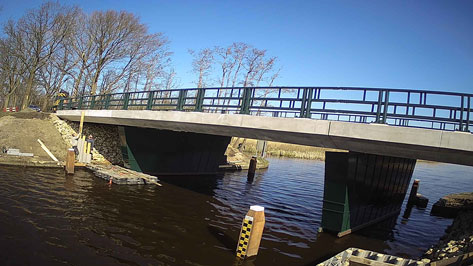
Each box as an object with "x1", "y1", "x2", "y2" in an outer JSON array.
[
  {"x1": 0, "y1": 112, "x2": 69, "y2": 162},
  {"x1": 234, "y1": 138, "x2": 342, "y2": 161},
  {"x1": 225, "y1": 145, "x2": 269, "y2": 170}
]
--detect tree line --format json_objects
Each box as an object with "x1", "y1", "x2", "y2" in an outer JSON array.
[{"x1": 0, "y1": 2, "x2": 280, "y2": 111}]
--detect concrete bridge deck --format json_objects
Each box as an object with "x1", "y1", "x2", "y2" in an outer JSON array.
[{"x1": 57, "y1": 110, "x2": 473, "y2": 166}]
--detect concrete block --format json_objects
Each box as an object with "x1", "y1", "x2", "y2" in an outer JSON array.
[{"x1": 7, "y1": 149, "x2": 20, "y2": 155}]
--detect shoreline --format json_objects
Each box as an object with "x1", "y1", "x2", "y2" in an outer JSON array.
[{"x1": 422, "y1": 193, "x2": 473, "y2": 264}]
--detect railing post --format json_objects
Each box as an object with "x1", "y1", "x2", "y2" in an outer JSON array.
[
  {"x1": 67, "y1": 97, "x2": 73, "y2": 109},
  {"x1": 195, "y1": 88, "x2": 205, "y2": 112},
  {"x1": 459, "y1": 95, "x2": 464, "y2": 131},
  {"x1": 58, "y1": 99, "x2": 64, "y2": 110},
  {"x1": 466, "y1": 96, "x2": 471, "y2": 132},
  {"x1": 177, "y1": 90, "x2": 187, "y2": 111},
  {"x1": 123, "y1": 93, "x2": 130, "y2": 110},
  {"x1": 299, "y1": 88, "x2": 308, "y2": 118},
  {"x1": 240, "y1": 87, "x2": 252, "y2": 114},
  {"x1": 146, "y1": 91, "x2": 155, "y2": 110},
  {"x1": 306, "y1": 88, "x2": 314, "y2": 118},
  {"x1": 375, "y1": 90, "x2": 383, "y2": 123},
  {"x1": 382, "y1": 90, "x2": 389, "y2": 124},
  {"x1": 78, "y1": 96, "x2": 84, "y2": 109},
  {"x1": 90, "y1": 96, "x2": 96, "y2": 109},
  {"x1": 104, "y1": 94, "x2": 111, "y2": 109}
]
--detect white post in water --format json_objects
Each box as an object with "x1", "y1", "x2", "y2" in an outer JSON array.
[{"x1": 236, "y1": 205, "x2": 265, "y2": 258}]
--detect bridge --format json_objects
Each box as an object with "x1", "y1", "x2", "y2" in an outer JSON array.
[{"x1": 57, "y1": 86, "x2": 473, "y2": 237}]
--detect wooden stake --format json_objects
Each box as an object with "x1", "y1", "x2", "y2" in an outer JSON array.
[
  {"x1": 408, "y1": 179, "x2": 420, "y2": 204},
  {"x1": 248, "y1": 156, "x2": 257, "y2": 179},
  {"x1": 65, "y1": 148, "x2": 75, "y2": 174},
  {"x1": 236, "y1": 205, "x2": 265, "y2": 258},
  {"x1": 79, "y1": 111, "x2": 85, "y2": 135},
  {"x1": 37, "y1": 139, "x2": 59, "y2": 162}
]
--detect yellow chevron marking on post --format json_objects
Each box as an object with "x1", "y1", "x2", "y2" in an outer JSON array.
[{"x1": 236, "y1": 216, "x2": 254, "y2": 258}]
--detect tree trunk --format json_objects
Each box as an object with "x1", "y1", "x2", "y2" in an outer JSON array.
[
  {"x1": 91, "y1": 70, "x2": 100, "y2": 95},
  {"x1": 21, "y1": 72, "x2": 35, "y2": 110},
  {"x1": 41, "y1": 96, "x2": 49, "y2": 111},
  {"x1": 3, "y1": 94, "x2": 10, "y2": 109},
  {"x1": 73, "y1": 67, "x2": 84, "y2": 97}
]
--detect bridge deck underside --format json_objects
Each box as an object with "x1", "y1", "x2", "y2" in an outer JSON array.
[{"x1": 57, "y1": 110, "x2": 473, "y2": 166}]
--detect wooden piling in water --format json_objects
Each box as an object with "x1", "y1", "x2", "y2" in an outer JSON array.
[
  {"x1": 65, "y1": 148, "x2": 75, "y2": 174},
  {"x1": 408, "y1": 179, "x2": 420, "y2": 204},
  {"x1": 248, "y1": 156, "x2": 257, "y2": 179},
  {"x1": 236, "y1": 205, "x2": 265, "y2": 258}
]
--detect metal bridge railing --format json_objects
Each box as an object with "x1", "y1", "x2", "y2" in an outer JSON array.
[{"x1": 58, "y1": 87, "x2": 472, "y2": 132}]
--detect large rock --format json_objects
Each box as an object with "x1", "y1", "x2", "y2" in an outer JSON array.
[
  {"x1": 431, "y1": 192, "x2": 473, "y2": 218},
  {"x1": 423, "y1": 211, "x2": 473, "y2": 262}
]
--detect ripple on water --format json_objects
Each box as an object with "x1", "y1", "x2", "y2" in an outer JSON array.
[{"x1": 0, "y1": 159, "x2": 472, "y2": 265}]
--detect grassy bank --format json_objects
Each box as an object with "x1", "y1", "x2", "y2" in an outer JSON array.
[{"x1": 231, "y1": 138, "x2": 343, "y2": 161}]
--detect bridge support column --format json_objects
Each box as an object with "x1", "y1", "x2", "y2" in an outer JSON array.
[
  {"x1": 321, "y1": 151, "x2": 416, "y2": 237},
  {"x1": 118, "y1": 126, "x2": 231, "y2": 175}
]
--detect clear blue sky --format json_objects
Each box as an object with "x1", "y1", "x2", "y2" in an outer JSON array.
[{"x1": 1, "y1": 0, "x2": 472, "y2": 93}]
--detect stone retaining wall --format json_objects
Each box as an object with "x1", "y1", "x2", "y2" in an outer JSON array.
[
  {"x1": 51, "y1": 115, "x2": 123, "y2": 165},
  {"x1": 65, "y1": 121, "x2": 123, "y2": 166}
]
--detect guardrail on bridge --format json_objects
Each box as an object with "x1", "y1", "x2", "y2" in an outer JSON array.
[{"x1": 58, "y1": 87, "x2": 472, "y2": 132}]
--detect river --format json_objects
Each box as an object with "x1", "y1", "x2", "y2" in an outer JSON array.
[{"x1": 0, "y1": 158, "x2": 472, "y2": 265}]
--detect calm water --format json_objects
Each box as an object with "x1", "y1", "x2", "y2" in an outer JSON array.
[{"x1": 0, "y1": 158, "x2": 472, "y2": 265}]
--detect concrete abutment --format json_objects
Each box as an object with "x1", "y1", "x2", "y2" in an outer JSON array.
[
  {"x1": 321, "y1": 151, "x2": 416, "y2": 237},
  {"x1": 118, "y1": 126, "x2": 231, "y2": 175}
]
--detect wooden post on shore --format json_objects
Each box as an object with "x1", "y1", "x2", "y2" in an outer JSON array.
[
  {"x1": 236, "y1": 205, "x2": 265, "y2": 258},
  {"x1": 65, "y1": 148, "x2": 75, "y2": 174},
  {"x1": 248, "y1": 156, "x2": 257, "y2": 179}
]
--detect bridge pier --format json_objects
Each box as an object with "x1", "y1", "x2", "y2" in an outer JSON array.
[
  {"x1": 118, "y1": 126, "x2": 231, "y2": 175},
  {"x1": 321, "y1": 151, "x2": 416, "y2": 237}
]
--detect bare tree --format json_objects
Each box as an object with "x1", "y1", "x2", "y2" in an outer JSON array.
[
  {"x1": 64, "y1": 9, "x2": 94, "y2": 97},
  {"x1": 242, "y1": 48, "x2": 267, "y2": 87},
  {"x1": 229, "y1": 42, "x2": 249, "y2": 87},
  {"x1": 268, "y1": 68, "x2": 281, "y2": 87},
  {"x1": 37, "y1": 7, "x2": 80, "y2": 110},
  {"x1": 4, "y1": 2, "x2": 75, "y2": 109},
  {"x1": 189, "y1": 48, "x2": 214, "y2": 88},
  {"x1": 37, "y1": 45, "x2": 73, "y2": 110},
  {"x1": 0, "y1": 3, "x2": 173, "y2": 109},
  {"x1": 162, "y1": 68, "x2": 180, "y2": 90},
  {"x1": 215, "y1": 46, "x2": 234, "y2": 88},
  {"x1": 0, "y1": 38, "x2": 25, "y2": 108},
  {"x1": 83, "y1": 11, "x2": 168, "y2": 95},
  {"x1": 214, "y1": 45, "x2": 236, "y2": 107}
]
